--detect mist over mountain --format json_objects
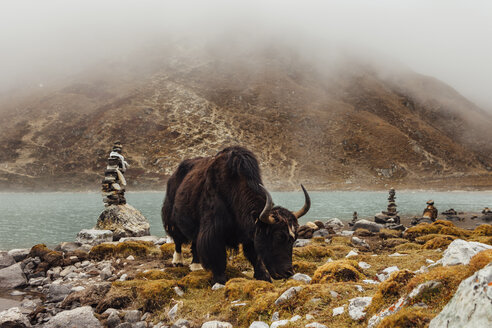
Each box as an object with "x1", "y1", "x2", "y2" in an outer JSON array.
[{"x1": 1, "y1": 41, "x2": 491, "y2": 191}]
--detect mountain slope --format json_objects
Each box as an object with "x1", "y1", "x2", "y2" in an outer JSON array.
[{"x1": 1, "y1": 48, "x2": 491, "y2": 190}]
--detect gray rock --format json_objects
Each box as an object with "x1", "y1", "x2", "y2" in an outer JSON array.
[
  {"x1": 47, "y1": 283, "x2": 72, "y2": 302},
  {"x1": 429, "y1": 263, "x2": 492, "y2": 328},
  {"x1": 44, "y1": 306, "x2": 102, "y2": 328},
  {"x1": 101, "y1": 266, "x2": 113, "y2": 280},
  {"x1": 351, "y1": 236, "x2": 369, "y2": 248},
  {"x1": 76, "y1": 229, "x2": 114, "y2": 246},
  {"x1": 115, "y1": 324, "x2": 132, "y2": 328},
  {"x1": 125, "y1": 310, "x2": 142, "y2": 323},
  {"x1": 119, "y1": 273, "x2": 128, "y2": 281},
  {"x1": 271, "y1": 311, "x2": 279, "y2": 321},
  {"x1": 107, "y1": 311, "x2": 122, "y2": 328},
  {"x1": 0, "y1": 251, "x2": 15, "y2": 269},
  {"x1": 291, "y1": 273, "x2": 312, "y2": 283},
  {"x1": 408, "y1": 280, "x2": 442, "y2": 299},
  {"x1": 96, "y1": 204, "x2": 150, "y2": 240},
  {"x1": 358, "y1": 261, "x2": 371, "y2": 269},
  {"x1": 154, "y1": 237, "x2": 167, "y2": 245},
  {"x1": 324, "y1": 218, "x2": 344, "y2": 232},
  {"x1": 171, "y1": 319, "x2": 190, "y2": 328},
  {"x1": 270, "y1": 320, "x2": 289, "y2": 328},
  {"x1": 0, "y1": 307, "x2": 31, "y2": 327},
  {"x1": 133, "y1": 322, "x2": 147, "y2": 328},
  {"x1": 54, "y1": 242, "x2": 84, "y2": 253},
  {"x1": 28, "y1": 276, "x2": 45, "y2": 286},
  {"x1": 340, "y1": 230, "x2": 355, "y2": 236},
  {"x1": 352, "y1": 219, "x2": 383, "y2": 232},
  {"x1": 249, "y1": 322, "x2": 269, "y2": 328},
  {"x1": 0, "y1": 262, "x2": 27, "y2": 288},
  {"x1": 332, "y1": 305, "x2": 344, "y2": 316},
  {"x1": 173, "y1": 286, "x2": 184, "y2": 297},
  {"x1": 305, "y1": 323, "x2": 328, "y2": 328},
  {"x1": 211, "y1": 283, "x2": 225, "y2": 290},
  {"x1": 312, "y1": 229, "x2": 330, "y2": 237},
  {"x1": 201, "y1": 321, "x2": 232, "y2": 328},
  {"x1": 168, "y1": 304, "x2": 179, "y2": 321},
  {"x1": 119, "y1": 236, "x2": 158, "y2": 243},
  {"x1": 441, "y1": 239, "x2": 492, "y2": 266},
  {"x1": 274, "y1": 286, "x2": 303, "y2": 306},
  {"x1": 348, "y1": 297, "x2": 372, "y2": 320},
  {"x1": 7, "y1": 248, "x2": 29, "y2": 262},
  {"x1": 293, "y1": 239, "x2": 311, "y2": 247}
]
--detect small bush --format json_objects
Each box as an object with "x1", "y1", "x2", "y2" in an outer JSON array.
[
  {"x1": 382, "y1": 238, "x2": 408, "y2": 248},
  {"x1": 473, "y1": 224, "x2": 492, "y2": 236},
  {"x1": 293, "y1": 260, "x2": 318, "y2": 275},
  {"x1": 311, "y1": 259, "x2": 364, "y2": 283},
  {"x1": 293, "y1": 245, "x2": 334, "y2": 261},
  {"x1": 224, "y1": 278, "x2": 274, "y2": 300},
  {"x1": 379, "y1": 229, "x2": 402, "y2": 239},
  {"x1": 114, "y1": 241, "x2": 156, "y2": 258},
  {"x1": 368, "y1": 270, "x2": 415, "y2": 315},
  {"x1": 422, "y1": 236, "x2": 453, "y2": 249},
  {"x1": 378, "y1": 307, "x2": 432, "y2": 328},
  {"x1": 469, "y1": 249, "x2": 492, "y2": 272},
  {"x1": 404, "y1": 221, "x2": 470, "y2": 240},
  {"x1": 90, "y1": 243, "x2": 116, "y2": 260},
  {"x1": 178, "y1": 271, "x2": 213, "y2": 289},
  {"x1": 394, "y1": 243, "x2": 422, "y2": 252}
]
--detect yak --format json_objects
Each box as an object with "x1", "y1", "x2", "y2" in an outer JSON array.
[{"x1": 161, "y1": 146, "x2": 310, "y2": 284}]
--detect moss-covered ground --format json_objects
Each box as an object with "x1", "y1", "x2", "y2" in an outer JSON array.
[{"x1": 86, "y1": 221, "x2": 491, "y2": 328}]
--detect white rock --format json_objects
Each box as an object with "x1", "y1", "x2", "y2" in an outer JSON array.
[
  {"x1": 271, "y1": 311, "x2": 279, "y2": 321},
  {"x1": 441, "y1": 239, "x2": 492, "y2": 266},
  {"x1": 201, "y1": 321, "x2": 232, "y2": 328},
  {"x1": 355, "y1": 285, "x2": 364, "y2": 292},
  {"x1": 126, "y1": 255, "x2": 135, "y2": 261},
  {"x1": 332, "y1": 306, "x2": 345, "y2": 316},
  {"x1": 154, "y1": 237, "x2": 167, "y2": 245},
  {"x1": 294, "y1": 239, "x2": 311, "y2": 247},
  {"x1": 119, "y1": 273, "x2": 128, "y2": 281},
  {"x1": 351, "y1": 236, "x2": 369, "y2": 247},
  {"x1": 325, "y1": 218, "x2": 344, "y2": 232},
  {"x1": 0, "y1": 307, "x2": 31, "y2": 327},
  {"x1": 340, "y1": 230, "x2": 355, "y2": 236},
  {"x1": 76, "y1": 229, "x2": 113, "y2": 246},
  {"x1": 71, "y1": 286, "x2": 85, "y2": 292},
  {"x1": 249, "y1": 322, "x2": 269, "y2": 328},
  {"x1": 100, "y1": 266, "x2": 112, "y2": 280},
  {"x1": 348, "y1": 297, "x2": 372, "y2": 320},
  {"x1": 174, "y1": 286, "x2": 185, "y2": 296},
  {"x1": 429, "y1": 263, "x2": 492, "y2": 328},
  {"x1": 367, "y1": 296, "x2": 406, "y2": 328},
  {"x1": 44, "y1": 306, "x2": 102, "y2": 328},
  {"x1": 168, "y1": 303, "x2": 179, "y2": 321},
  {"x1": 358, "y1": 261, "x2": 371, "y2": 269},
  {"x1": 305, "y1": 314, "x2": 315, "y2": 320},
  {"x1": 352, "y1": 219, "x2": 383, "y2": 233},
  {"x1": 289, "y1": 315, "x2": 301, "y2": 322},
  {"x1": 274, "y1": 286, "x2": 303, "y2": 306},
  {"x1": 119, "y1": 235, "x2": 159, "y2": 243},
  {"x1": 305, "y1": 323, "x2": 328, "y2": 328},
  {"x1": 330, "y1": 290, "x2": 339, "y2": 298},
  {"x1": 425, "y1": 259, "x2": 435, "y2": 264},
  {"x1": 389, "y1": 252, "x2": 406, "y2": 257},
  {"x1": 0, "y1": 262, "x2": 27, "y2": 288},
  {"x1": 291, "y1": 273, "x2": 312, "y2": 283},
  {"x1": 345, "y1": 250, "x2": 358, "y2": 258},
  {"x1": 212, "y1": 283, "x2": 225, "y2": 290},
  {"x1": 378, "y1": 266, "x2": 399, "y2": 281},
  {"x1": 270, "y1": 320, "x2": 289, "y2": 328}
]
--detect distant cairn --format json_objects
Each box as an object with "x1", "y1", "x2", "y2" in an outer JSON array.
[{"x1": 101, "y1": 141, "x2": 129, "y2": 206}]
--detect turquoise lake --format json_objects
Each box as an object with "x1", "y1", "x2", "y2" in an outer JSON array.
[{"x1": 0, "y1": 191, "x2": 491, "y2": 250}]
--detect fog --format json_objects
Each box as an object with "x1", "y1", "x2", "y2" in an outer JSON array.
[{"x1": 0, "y1": 0, "x2": 491, "y2": 109}]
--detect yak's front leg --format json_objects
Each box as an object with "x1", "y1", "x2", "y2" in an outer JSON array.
[
  {"x1": 197, "y1": 226, "x2": 227, "y2": 284},
  {"x1": 243, "y1": 241, "x2": 272, "y2": 282},
  {"x1": 189, "y1": 240, "x2": 203, "y2": 271},
  {"x1": 172, "y1": 241, "x2": 184, "y2": 267}
]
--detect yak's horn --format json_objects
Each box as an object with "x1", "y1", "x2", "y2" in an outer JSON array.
[
  {"x1": 258, "y1": 184, "x2": 275, "y2": 224},
  {"x1": 293, "y1": 184, "x2": 311, "y2": 219}
]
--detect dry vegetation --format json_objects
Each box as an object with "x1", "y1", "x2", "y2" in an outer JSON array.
[{"x1": 80, "y1": 220, "x2": 492, "y2": 327}]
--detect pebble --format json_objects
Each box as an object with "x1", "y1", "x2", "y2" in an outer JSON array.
[
  {"x1": 389, "y1": 252, "x2": 405, "y2": 257},
  {"x1": 119, "y1": 273, "x2": 128, "y2": 281},
  {"x1": 126, "y1": 255, "x2": 135, "y2": 261},
  {"x1": 211, "y1": 283, "x2": 225, "y2": 290},
  {"x1": 124, "y1": 309, "x2": 142, "y2": 323},
  {"x1": 289, "y1": 315, "x2": 301, "y2": 322},
  {"x1": 345, "y1": 250, "x2": 358, "y2": 258},
  {"x1": 291, "y1": 273, "x2": 312, "y2": 283},
  {"x1": 168, "y1": 303, "x2": 179, "y2": 321},
  {"x1": 249, "y1": 322, "x2": 269, "y2": 328},
  {"x1": 355, "y1": 285, "x2": 364, "y2": 292},
  {"x1": 201, "y1": 321, "x2": 232, "y2": 328},
  {"x1": 270, "y1": 320, "x2": 289, "y2": 328},
  {"x1": 305, "y1": 314, "x2": 315, "y2": 320},
  {"x1": 340, "y1": 230, "x2": 354, "y2": 236},
  {"x1": 174, "y1": 286, "x2": 185, "y2": 297},
  {"x1": 271, "y1": 311, "x2": 279, "y2": 321},
  {"x1": 305, "y1": 323, "x2": 328, "y2": 328},
  {"x1": 358, "y1": 261, "x2": 371, "y2": 269},
  {"x1": 274, "y1": 286, "x2": 303, "y2": 306},
  {"x1": 107, "y1": 311, "x2": 121, "y2": 328}
]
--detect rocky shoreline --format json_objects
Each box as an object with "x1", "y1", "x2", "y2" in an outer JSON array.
[{"x1": 1, "y1": 214, "x2": 491, "y2": 328}]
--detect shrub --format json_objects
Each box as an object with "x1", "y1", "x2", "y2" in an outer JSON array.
[
  {"x1": 293, "y1": 245, "x2": 334, "y2": 261},
  {"x1": 311, "y1": 260, "x2": 364, "y2": 283},
  {"x1": 293, "y1": 260, "x2": 318, "y2": 275},
  {"x1": 469, "y1": 249, "x2": 492, "y2": 272},
  {"x1": 422, "y1": 236, "x2": 454, "y2": 249},
  {"x1": 224, "y1": 278, "x2": 274, "y2": 300},
  {"x1": 367, "y1": 270, "x2": 414, "y2": 315},
  {"x1": 378, "y1": 307, "x2": 432, "y2": 328}
]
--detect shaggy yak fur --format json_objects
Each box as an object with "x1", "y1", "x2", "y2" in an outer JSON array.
[{"x1": 162, "y1": 146, "x2": 310, "y2": 284}]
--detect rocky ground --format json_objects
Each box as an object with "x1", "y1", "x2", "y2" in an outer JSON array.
[{"x1": 1, "y1": 217, "x2": 491, "y2": 328}]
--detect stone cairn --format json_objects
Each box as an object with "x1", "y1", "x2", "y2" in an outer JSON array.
[
  {"x1": 101, "y1": 142, "x2": 128, "y2": 206},
  {"x1": 375, "y1": 188, "x2": 400, "y2": 225}
]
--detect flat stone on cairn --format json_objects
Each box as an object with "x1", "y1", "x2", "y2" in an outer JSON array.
[{"x1": 96, "y1": 204, "x2": 150, "y2": 240}]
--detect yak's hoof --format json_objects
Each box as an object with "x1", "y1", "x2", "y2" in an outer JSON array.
[
  {"x1": 190, "y1": 263, "x2": 204, "y2": 271},
  {"x1": 172, "y1": 251, "x2": 184, "y2": 266}
]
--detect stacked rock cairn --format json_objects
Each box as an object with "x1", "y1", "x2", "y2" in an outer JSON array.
[
  {"x1": 375, "y1": 188, "x2": 400, "y2": 225},
  {"x1": 101, "y1": 142, "x2": 129, "y2": 206}
]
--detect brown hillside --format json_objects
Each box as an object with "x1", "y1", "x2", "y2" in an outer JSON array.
[{"x1": 1, "y1": 47, "x2": 491, "y2": 190}]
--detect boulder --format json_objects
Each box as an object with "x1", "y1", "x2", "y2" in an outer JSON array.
[
  {"x1": 429, "y1": 263, "x2": 492, "y2": 328},
  {"x1": 201, "y1": 321, "x2": 233, "y2": 328},
  {"x1": 48, "y1": 283, "x2": 72, "y2": 302},
  {"x1": 312, "y1": 229, "x2": 330, "y2": 237},
  {"x1": 0, "y1": 307, "x2": 31, "y2": 328},
  {"x1": 0, "y1": 262, "x2": 27, "y2": 288},
  {"x1": 441, "y1": 239, "x2": 492, "y2": 266},
  {"x1": 325, "y1": 218, "x2": 344, "y2": 232},
  {"x1": 348, "y1": 297, "x2": 372, "y2": 320},
  {"x1": 54, "y1": 242, "x2": 84, "y2": 253},
  {"x1": 0, "y1": 251, "x2": 15, "y2": 269},
  {"x1": 352, "y1": 219, "x2": 383, "y2": 232},
  {"x1": 351, "y1": 236, "x2": 369, "y2": 248},
  {"x1": 119, "y1": 235, "x2": 159, "y2": 243},
  {"x1": 291, "y1": 273, "x2": 312, "y2": 283},
  {"x1": 96, "y1": 204, "x2": 150, "y2": 240},
  {"x1": 7, "y1": 248, "x2": 29, "y2": 262},
  {"x1": 44, "y1": 306, "x2": 102, "y2": 328},
  {"x1": 76, "y1": 229, "x2": 113, "y2": 245}
]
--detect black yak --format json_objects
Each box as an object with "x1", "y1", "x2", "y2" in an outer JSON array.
[{"x1": 161, "y1": 146, "x2": 310, "y2": 284}]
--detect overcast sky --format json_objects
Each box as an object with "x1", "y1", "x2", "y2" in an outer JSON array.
[{"x1": 0, "y1": 0, "x2": 491, "y2": 109}]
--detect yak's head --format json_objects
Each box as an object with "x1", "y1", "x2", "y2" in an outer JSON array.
[{"x1": 254, "y1": 185, "x2": 310, "y2": 280}]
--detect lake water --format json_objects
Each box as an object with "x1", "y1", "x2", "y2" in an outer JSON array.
[{"x1": 0, "y1": 191, "x2": 491, "y2": 250}]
